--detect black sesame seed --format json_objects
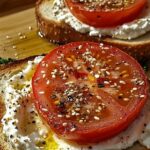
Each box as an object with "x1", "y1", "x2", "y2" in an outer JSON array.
[
  {"x1": 87, "y1": 67, "x2": 92, "y2": 71},
  {"x1": 20, "y1": 75, "x2": 24, "y2": 79},
  {"x1": 89, "y1": 93, "x2": 93, "y2": 97},
  {"x1": 51, "y1": 94, "x2": 57, "y2": 99},
  {"x1": 57, "y1": 101, "x2": 65, "y2": 108},
  {"x1": 118, "y1": 96, "x2": 123, "y2": 99},
  {"x1": 42, "y1": 141, "x2": 46, "y2": 145},
  {"x1": 88, "y1": 146, "x2": 92, "y2": 149},
  {"x1": 14, "y1": 109, "x2": 17, "y2": 112},
  {"x1": 98, "y1": 83, "x2": 105, "y2": 88},
  {"x1": 67, "y1": 96, "x2": 74, "y2": 101},
  {"x1": 32, "y1": 120, "x2": 36, "y2": 124},
  {"x1": 142, "y1": 130, "x2": 145, "y2": 133}
]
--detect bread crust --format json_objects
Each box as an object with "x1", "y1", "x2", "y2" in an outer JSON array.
[{"x1": 35, "y1": 0, "x2": 150, "y2": 60}]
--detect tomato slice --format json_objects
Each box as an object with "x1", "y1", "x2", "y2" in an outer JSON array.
[
  {"x1": 65, "y1": 0, "x2": 147, "y2": 27},
  {"x1": 32, "y1": 42, "x2": 148, "y2": 144}
]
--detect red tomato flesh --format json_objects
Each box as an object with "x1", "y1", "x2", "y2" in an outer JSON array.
[
  {"x1": 65, "y1": 0, "x2": 147, "y2": 27},
  {"x1": 32, "y1": 42, "x2": 148, "y2": 144}
]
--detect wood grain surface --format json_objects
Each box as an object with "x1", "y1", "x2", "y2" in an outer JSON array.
[
  {"x1": 0, "y1": 8, "x2": 57, "y2": 60},
  {"x1": 0, "y1": 5, "x2": 149, "y2": 150},
  {"x1": 0, "y1": 0, "x2": 35, "y2": 15}
]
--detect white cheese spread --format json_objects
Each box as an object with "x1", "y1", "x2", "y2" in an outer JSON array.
[
  {"x1": 0, "y1": 56, "x2": 48, "y2": 150},
  {"x1": 52, "y1": 0, "x2": 150, "y2": 40},
  {"x1": 55, "y1": 94, "x2": 150, "y2": 150},
  {"x1": 0, "y1": 56, "x2": 150, "y2": 150}
]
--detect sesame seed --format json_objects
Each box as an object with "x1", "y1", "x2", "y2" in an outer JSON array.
[
  {"x1": 140, "y1": 95, "x2": 145, "y2": 98},
  {"x1": 101, "y1": 69, "x2": 107, "y2": 71},
  {"x1": 131, "y1": 78, "x2": 138, "y2": 82},
  {"x1": 70, "y1": 128, "x2": 76, "y2": 132},
  {"x1": 94, "y1": 116, "x2": 100, "y2": 120},
  {"x1": 18, "y1": 32, "x2": 22, "y2": 36},
  {"x1": 104, "y1": 81, "x2": 109, "y2": 84},
  {"x1": 39, "y1": 91, "x2": 45, "y2": 94},
  {"x1": 41, "y1": 70, "x2": 45, "y2": 73},
  {"x1": 124, "y1": 62, "x2": 129, "y2": 66},
  {"x1": 19, "y1": 36, "x2": 24, "y2": 39},
  {"x1": 87, "y1": 109, "x2": 90, "y2": 114},
  {"x1": 107, "y1": 59, "x2": 112, "y2": 62},
  {"x1": 119, "y1": 80, "x2": 126, "y2": 84},
  {"x1": 72, "y1": 111, "x2": 76, "y2": 116},
  {"x1": 103, "y1": 46, "x2": 109, "y2": 50},
  {"x1": 52, "y1": 75, "x2": 56, "y2": 78},
  {"x1": 66, "y1": 115, "x2": 70, "y2": 118},
  {"x1": 115, "y1": 67, "x2": 120, "y2": 70},
  {"x1": 42, "y1": 64, "x2": 46, "y2": 67},
  {"x1": 121, "y1": 70, "x2": 127, "y2": 74},
  {"x1": 52, "y1": 61, "x2": 57, "y2": 64},
  {"x1": 28, "y1": 26, "x2": 32, "y2": 30},
  {"x1": 98, "y1": 106, "x2": 102, "y2": 111},
  {"x1": 6, "y1": 35, "x2": 11, "y2": 39},
  {"x1": 101, "y1": 103, "x2": 105, "y2": 106},
  {"x1": 12, "y1": 45, "x2": 16, "y2": 49},
  {"x1": 77, "y1": 66, "x2": 81, "y2": 70},
  {"x1": 23, "y1": 35, "x2": 26, "y2": 39},
  {"x1": 96, "y1": 95, "x2": 101, "y2": 99},
  {"x1": 95, "y1": 109, "x2": 101, "y2": 113},
  {"x1": 105, "y1": 71, "x2": 110, "y2": 75},
  {"x1": 79, "y1": 120, "x2": 83, "y2": 123},
  {"x1": 132, "y1": 87, "x2": 137, "y2": 91},
  {"x1": 46, "y1": 80, "x2": 50, "y2": 85},
  {"x1": 78, "y1": 45, "x2": 82, "y2": 49},
  {"x1": 123, "y1": 98, "x2": 129, "y2": 101},
  {"x1": 58, "y1": 114, "x2": 63, "y2": 118},
  {"x1": 139, "y1": 81, "x2": 144, "y2": 85},
  {"x1": 66, "y1": 58, "x2": 72, "y2": 62},
  {"x1": 41, "y1": 108, "x2": 48, "y2": 112},
  {"x1": 76, "y1": 113, "x2": 80, "y2": 116},
  {"x1": 75, "y1": 108, "x2": 80, "y2": 111},
  {"x1": 78, "y1": 93, "x2": 83, "y2": 97},
  {"x1": 99, "y1": 43, "x2": 104, "y2": 46},
  {"x1": 123, "y1": 74, "x2": 129, "y2": 78},
  {"x1": 62, "y1": 122, "x2": 67, "y2": 127},
  {"x1": 42, "y1": 74, "x2": 46, "y2": 78},
  {"x1": 95, "y1": 74, "x2": 100, "y2": 78}
]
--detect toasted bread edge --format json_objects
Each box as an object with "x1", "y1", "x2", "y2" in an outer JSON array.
[{"x1": 35, "y1": 0, "x2": 150, "y2": 60}]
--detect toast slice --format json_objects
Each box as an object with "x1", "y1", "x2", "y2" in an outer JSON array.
[
  {"x1": 0, "y1": 56, "x2": 36, "y2": 150},
  {"x1": 0, "y1": 56, "x2": 149, "y2": 150},
  {"x1": 35, "y1": 0, "x2": 150, "y2": 60}
]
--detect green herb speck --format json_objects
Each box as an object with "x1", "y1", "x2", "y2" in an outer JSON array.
[{"x1": 0, "y1": 58, "x2": 15, "y2": 64}]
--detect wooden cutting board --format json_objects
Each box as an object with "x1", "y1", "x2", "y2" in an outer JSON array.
[
  {"x1": 0, "y1": 7, "x2": 57, "y2": 60},
  {"x1": 0, "y1": 5, "x2": 149, "y2": 150}
]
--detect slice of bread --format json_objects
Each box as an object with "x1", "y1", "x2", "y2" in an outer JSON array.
[
  {"x1": 0, "y1": 56, "x2": 149, "y2": 150},
  {"x1": 0, "y1": 56, "x2": 36, "y2": 150},
  {"x1": 35, "y1": 0, "x2": 150, "y2": 60}
]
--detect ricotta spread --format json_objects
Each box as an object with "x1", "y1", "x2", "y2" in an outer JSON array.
[
  {"x1": 0, "y1": 56, "x2": 48, "y2": 150},
  {"x1": 55, "y1": 94, "x2": 150, "y2": 150},
  {"x1": 52, "y1": 0, "x2": 150, "y2": 40},
  {"x1": 0, "y1": 56, "x2": 150, "y2": 150}
]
